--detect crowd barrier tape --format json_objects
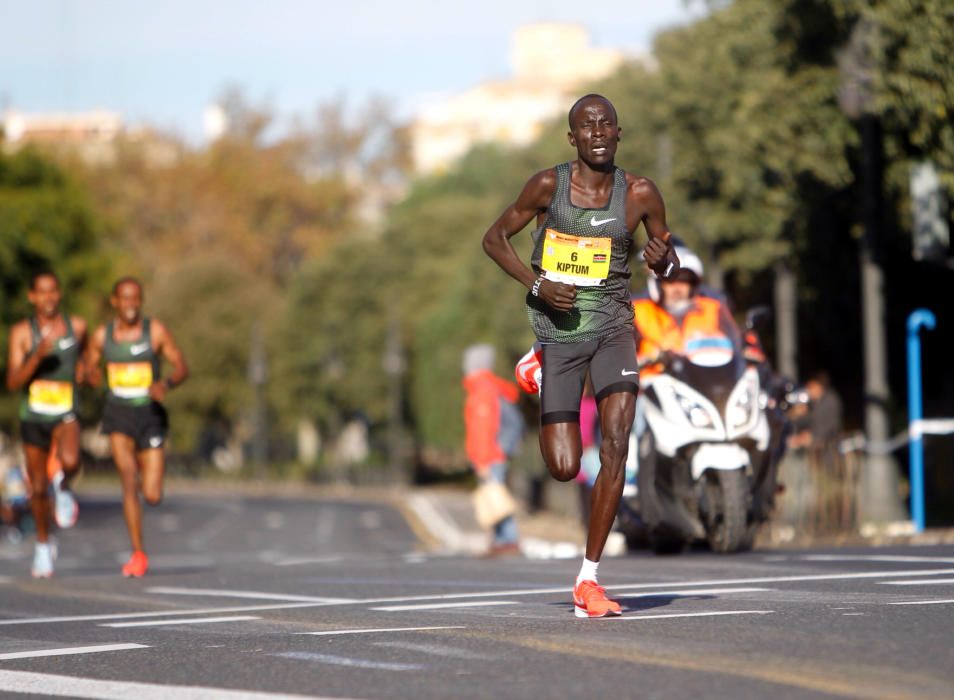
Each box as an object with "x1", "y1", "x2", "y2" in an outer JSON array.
[{"x1": 839, "y1": 418, "x2": 954, "y2": 456}]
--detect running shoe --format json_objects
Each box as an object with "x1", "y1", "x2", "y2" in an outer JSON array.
[
  {"x1": 573, "y1": 579, "x2": 622, "y2": 618},
  {"x1": 31, "y1": 542, "x2": 55, "y2": 578},
  {"x1": 122, "y1": 550, "x2": 149, "y2": 577},
  {"x1": 52, "y1": 472, "x2": 78, "y2": 529}
]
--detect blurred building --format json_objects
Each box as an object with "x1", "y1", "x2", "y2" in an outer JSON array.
[
  {"x1": 410, "y1": 23, "x2": 646, "y2": 174},
  {"x1": 2, "y1": 109, "x2": 180, "y2": 168}
]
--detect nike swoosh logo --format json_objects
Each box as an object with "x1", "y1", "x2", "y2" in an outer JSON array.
[
  {"x1": 621, "y1": 369, "x2": 638, "y2": 376},
  {"x1": 130, "y1": 342, "x2": 150, "y2": 355},
  {"x1": 57, "y1": 338, "x2": 76, "y2": 350},
  {"x1": 590, "y1": 217, "x2": 616, "y2": 226}
]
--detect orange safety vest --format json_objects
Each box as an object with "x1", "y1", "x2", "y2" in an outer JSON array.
[{"x1": 633, "y1": 297, "x2": 726, "y2": 376}]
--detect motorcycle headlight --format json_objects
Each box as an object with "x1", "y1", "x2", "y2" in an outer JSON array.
[
  {"x1": 675, "y1": 391, "x2": 715, "y2": 429},
  {"x1": 727, "y1": 373, "x2": 759, "y2": 431}
]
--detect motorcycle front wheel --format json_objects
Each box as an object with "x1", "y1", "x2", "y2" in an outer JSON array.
[{"x1": 703, "y1": 468, "x2": 750, "y2": 554}]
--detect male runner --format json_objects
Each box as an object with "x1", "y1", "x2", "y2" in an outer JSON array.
[
  {"x1": 6, "y1": 271, "x2": 86, "y2": 578},
  {"x1": 483, "y1": 94, "x2": 678, "y2": 617},
  {"x1": 84, "y1": 277, "x2": 188, "y2": 577}
]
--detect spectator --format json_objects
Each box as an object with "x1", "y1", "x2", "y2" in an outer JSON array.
[{"x1": 463, "y1": 344, "x2": 522, "y2": 556}]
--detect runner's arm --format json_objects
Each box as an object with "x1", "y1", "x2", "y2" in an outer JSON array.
[
  {"x1": 152, "y1": 320, "x2": 189, "y2": 398},
  {"x1": 72, "y1": 316, "x2": 89, "y2": 385},
  {"x1": 482, "y1": 169, "x2": 576, "y2": 311},
  {"x1": 630, "y1": 178, "x2": 679, "y2": 278},
  {"x1": 82, "y1": 325, "x2": 107, "y2": 387},
  {"x1": 5, "y1": 322, "x2": 46, "y2": 391}
]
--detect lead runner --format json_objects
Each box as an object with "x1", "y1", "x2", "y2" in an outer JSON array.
[{"x1": 482, "y1": 93, "x2": 679, "y2": 617}]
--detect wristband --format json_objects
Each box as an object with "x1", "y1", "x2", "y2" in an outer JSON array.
[{"x1": 531, "y1": 275, "x2": 545, "y2": 297}]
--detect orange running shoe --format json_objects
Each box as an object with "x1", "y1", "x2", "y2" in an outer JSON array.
[
  {"x1": 122, "y1": 551, "x2": 149, "y2": 577},
  {"x1": 573, "y1": 579, "x2": 622, "y2": 618}
]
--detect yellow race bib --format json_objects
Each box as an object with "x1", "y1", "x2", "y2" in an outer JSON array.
[
  {"x1": 540, "y1": 230, "x2": 611, "y2": 286},
  {"x1": 107, "y1": 362, "x2": 154, "y2": 399},
  {"x1": 28, "y1": 380, "x2": 74, "y2": 416}
]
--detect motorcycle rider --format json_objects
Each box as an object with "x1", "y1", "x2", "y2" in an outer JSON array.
[{"x1": 633, "y1": 245, "x2": 740, "y2": 373}]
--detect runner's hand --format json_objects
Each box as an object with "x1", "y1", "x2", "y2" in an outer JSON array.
[
  {"x1": 149, "y1": 381, "x2": 168, "y2": 402},
  {"x1": 538, "y1": 279, "x2": 576, "y2": 311},
  {"x1": 643, "y1": 238, "x2": 679, "y2": 278},
  {"x1": 34, "y1": 332, "x2": 55, "y2": 359}
]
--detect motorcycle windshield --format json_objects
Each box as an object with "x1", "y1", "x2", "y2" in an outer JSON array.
[{"x1": 673, "y1": 336, "x2": 745, "y2": 412}]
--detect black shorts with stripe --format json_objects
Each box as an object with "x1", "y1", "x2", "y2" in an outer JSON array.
[{"x1": 539, "y1": 329, "x2": 639, "y2": 424}]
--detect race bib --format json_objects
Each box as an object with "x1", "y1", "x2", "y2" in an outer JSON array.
[
  {"x1": 540, "y1": 230, "x2": 611, "y2": 286},
  {"x1": 108, "y1": 362, "x2": 154, "y2": 399},
  {"x1": 28, "y1": 380, "x2": 74, "y2": 416}
]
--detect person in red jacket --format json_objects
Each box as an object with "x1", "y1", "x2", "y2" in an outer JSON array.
[{"x1": 463, "y1": 344, "x2": 521, "y2": 556}]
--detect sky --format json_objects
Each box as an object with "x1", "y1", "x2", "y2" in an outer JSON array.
[{"x1": 1, "y1": 0, "x2": 707, "y2": 140}]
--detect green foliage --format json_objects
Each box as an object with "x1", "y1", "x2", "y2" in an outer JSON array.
[{"x1": 146, "y1": 254, "x2": 275, "y2": 449}]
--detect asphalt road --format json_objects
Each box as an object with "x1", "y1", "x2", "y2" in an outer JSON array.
[{"x1": 0, "y1": 488, "x2": 952, "y2": 699}]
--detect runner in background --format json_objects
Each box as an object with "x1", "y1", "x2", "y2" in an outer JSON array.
[
  {"x1": 84, "y1": 277, "x2": 189, "y2": 577},
  {"x1": 5, "y1": 271, "x2": 85, "y2": 578}
]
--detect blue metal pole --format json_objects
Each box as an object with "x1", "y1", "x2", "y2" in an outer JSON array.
[{"x1": 906, "y1": 309, "x2": 936, "y2": 533}]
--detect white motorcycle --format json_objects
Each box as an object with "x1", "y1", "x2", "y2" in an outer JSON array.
[{"x1": 630, "y1": 316, "x2": 781, "y2": 554}]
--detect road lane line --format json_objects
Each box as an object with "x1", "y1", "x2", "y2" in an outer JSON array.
[
  {"x1": 372, "y1": 601, "x2": 519, "y2": 612},
  {"x1": 888, "y1": 599, "x2": 954, "y2": 606},
  {"x1": 878, "y1": 578, "x2": 954, "y2": 586},
  {"x1": 0, "y1": 602, "x2": 321, "y2": 626},
  {"x1": 299, "y1": 626, "x2": 465, "y2": 637},
  {"x1": 4, "y1": 567, "x2": 954, "y2": 627},
  {"x1": 0, "y1": 643, "x2": 148, "y2": 661},
  {"x1": 101, "y1": 615, "x2": 260, "y2": 628},
  {"x1": 275, "y1": 651, "x2": 423, "y2": 671},
  {"x1": 146, "y1": 586, "x2": 354, "y2": 603},
  {"x1": 272, "y1": 555, "x2": 344, "y2": 567},
  {"x1": 0, "y1": 669, "x2": 327, "y2": 698},
  {"x1": 800, "y1": 554, "x2": 954, "y2": 564},
  {"x1": 619, "y1": 610, "x2": 775, "y2": 621},
  {"x1": 353, "y1": 567, "x2": 954, "y2": 605},
  {"x1": 619, "y1": 587, "x2": 772, "y2": 598}
]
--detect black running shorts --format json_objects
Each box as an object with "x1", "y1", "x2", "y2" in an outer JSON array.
[
  {"x1": 539, "y1": 329, "x2": 639, "y2": 424},
  {"x1": 20, "y1": 414, "x2": 76, "y2": 450},
  {"x1": 102, "y1": 402, "x2": 168, "y2": 451}
]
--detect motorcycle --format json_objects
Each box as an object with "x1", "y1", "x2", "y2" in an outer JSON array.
[{"x1": 624, "y1": 307, "x2": 797, "y2": 554}]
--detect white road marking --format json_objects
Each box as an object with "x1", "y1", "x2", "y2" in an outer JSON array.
[
  {"x1": 275, "y1": 651, "x2": 423, "y2": 671},
  {"x1": 0, "y1": 669, "x2": 325, "y2": 698},
  {"x1": 373, "y1": 641, "x2": 495, "y2": 660},
  {"x1": 372, "y1": 601, "x2": 519, "y2": 612},
  {"x1": 800, "y1": 554, "x2": 954, "y2": 564},
  {"x1": 620, "y1": 610, "x2": 774, "y2": 621},
  {"x1": 0, "y1": 643, "x2": 148, "y2": 661},
  {"x1": 888, "y1": 599, "x2": 954, "y2": 606},
  {"x1": 0, "y1": 602, "x2": 321, "y2": 626},
  {"x1": 5, "y1": 567, "x2": 954, "y2": 627},
  {"x1": 879, "y1": 578, "x2": 954, "y2": 586},
  {"x1": 0, "y1": 575, "x2": 10, "y2": 584},
  {"x1": 101, "y1": 615, "x2": 260, "y2": 628},
  {"x1": 356, "y1": 567, "x2": 954, "y2": 606},
  {"x1": 299, "y1": 626, "x2": 465, "y2": 637},
  {"x1": 146, "y1": 586, "x2": 355, "y2": 603},
  {"x1": 272, "y1": 555, "x2": 343, "y2": 567},
  {"x1": 621, "y1": 587, "x2": 771, "y2": 598},
  {"x1": 842, "y1": 613, "x2": 865, "y2": 616}
]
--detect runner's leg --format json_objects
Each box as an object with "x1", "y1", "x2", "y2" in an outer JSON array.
[
  {"x1": 137, "y1": 448, "x2": 164, "y2": 507},
  {"x1": 111, "y1": 433, "x2": 143, "y2": 552},
  {"x1": 52, "y1": 419, "x2": 81, "y2": 485},
  {"x1": 23, "y1": 444, "x2": 51, "y2": 543},
  {"x1": 587, "y1": 390, "x2": 635, "y2": 560}
]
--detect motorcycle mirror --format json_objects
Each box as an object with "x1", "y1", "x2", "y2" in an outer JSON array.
[{"x1": 745, "y1": 305, "x2": 772, "y2": 330}]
